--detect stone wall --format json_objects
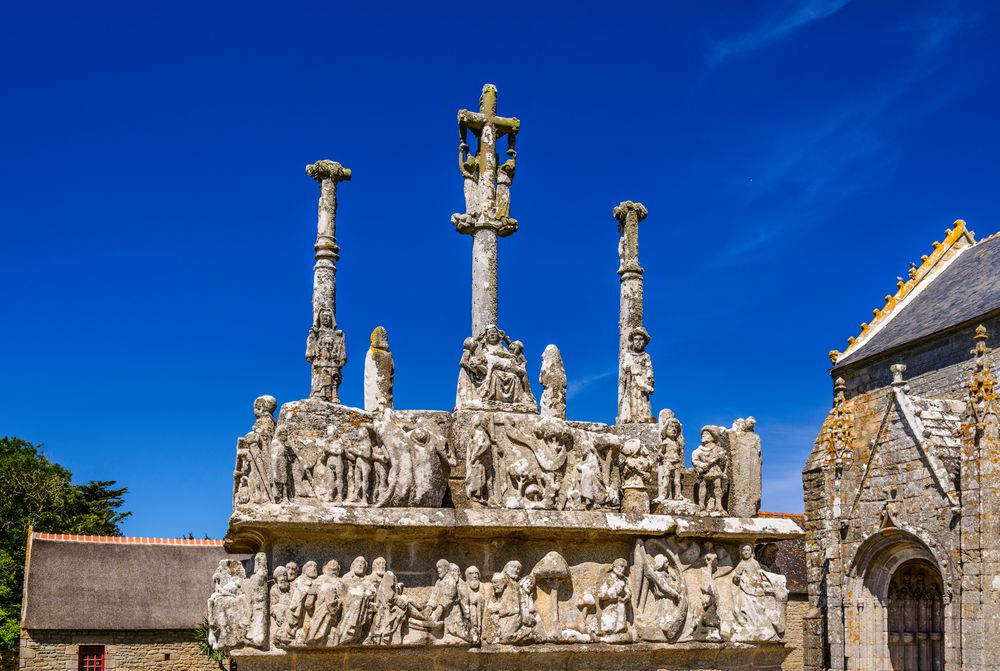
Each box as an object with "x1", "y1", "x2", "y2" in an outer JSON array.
[
  {"x1": 19, "y1": 630, "x2": 223, "y2": 671},
  {"x1": 781, "y1": 595, "x2": 806, "y2": 671}
]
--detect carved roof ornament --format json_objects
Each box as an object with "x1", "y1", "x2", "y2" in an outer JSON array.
[
  {"x1": 967, "y1": 325, "x2": 996, "y2": 410},
  {"x1": 830, "y1": 220, "x2": 976, "y2": 365},
  {"x1": 821, "y1": 377, "x2": 855, "y2": 473}
]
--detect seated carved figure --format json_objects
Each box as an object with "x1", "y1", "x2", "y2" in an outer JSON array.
[{"x1": 456, "y1": 325, "x2": 537, "y2": 410}]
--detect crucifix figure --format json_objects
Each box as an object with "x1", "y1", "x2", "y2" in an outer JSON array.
[{"x1": 451, "y1": 84, "x2": 520, "y2": 337}]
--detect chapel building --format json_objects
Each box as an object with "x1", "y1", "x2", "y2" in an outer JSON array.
[{"x1": 803, "y1": 221, "x2": 1000, "y2": 671}]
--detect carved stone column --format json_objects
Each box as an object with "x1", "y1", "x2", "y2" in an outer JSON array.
[
  {"x1": 305, "y1": 160, "x2": 351, "y2": 402},
  {"x1": 614, "y1": 201, "x2": 652, "y2": 424}
]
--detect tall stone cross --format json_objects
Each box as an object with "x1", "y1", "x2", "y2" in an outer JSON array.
[{"x1": 455, "y1": 84, "x2": 520, "y2": 337}]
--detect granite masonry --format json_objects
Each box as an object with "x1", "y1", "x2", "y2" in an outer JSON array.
[
  {"x1": 804, "y1": 221, "x2": 1000, "y2": 671},
  {"x1": 207, "y1": 85, "x2": 803, "y2": 671}
]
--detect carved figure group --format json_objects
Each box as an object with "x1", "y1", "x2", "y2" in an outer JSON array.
[
  {"x1": 456, "y1": 326, "x2": 537, "y2": 411},
  {"x1": 463, "y1": 414, "x2": 621, "y2": 511},
  {"x1": 207, "y1": 553, "x2": 268, "y2": 652}
]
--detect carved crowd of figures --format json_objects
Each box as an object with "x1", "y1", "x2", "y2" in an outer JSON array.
[
  {"x1": 463, "y1": 415, "x2": 622, "y2": 511},
  {"x1": 207, "y1": 539, "x2": 787, "y2": 652}
]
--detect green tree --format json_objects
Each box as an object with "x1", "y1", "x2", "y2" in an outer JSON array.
[{"x1": 0, "y1": 437, "x2": 130, "y2": 649}]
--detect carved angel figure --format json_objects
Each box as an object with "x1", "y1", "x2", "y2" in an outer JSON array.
[{"x1": 634, "y1": 544, "x2": 687, "y2": 643}]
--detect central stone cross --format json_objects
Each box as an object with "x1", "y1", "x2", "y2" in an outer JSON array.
[{"x1": 455, "y1": 84, "x2": 520, "y2": 337}]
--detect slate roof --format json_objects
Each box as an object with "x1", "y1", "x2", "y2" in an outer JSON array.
[
  {"x1": 836, "y1": 232, "x2": 1000, "y2": 368},
  {"x1": 21, "y1": 533, "x2": 237, "y2": 631}
]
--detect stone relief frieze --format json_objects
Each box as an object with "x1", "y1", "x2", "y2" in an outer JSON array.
[{"x1": 208, "y1": 539, "x2": 790, "y2": 652}]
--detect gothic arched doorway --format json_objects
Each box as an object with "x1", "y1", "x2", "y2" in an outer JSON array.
[{"x1": 887, "y1": 559, "x2": 943, "y2": 671}]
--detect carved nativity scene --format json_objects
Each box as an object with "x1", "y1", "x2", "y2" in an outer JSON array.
[{"x1": 211, "y1": 85, "x2": 802, "y2": 670}]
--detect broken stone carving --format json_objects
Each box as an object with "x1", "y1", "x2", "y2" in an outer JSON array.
[
  {"x1": 692, "y1": 426, "x2": 729, "y2": 513},
  {"x1": 364, "y1": 326, "x2": 394, "y2": 412},
  {"x1": 653, "y1": 408, "x2": 684, "y2": 504},
  {"x1": 539, "y1": 344, "x2": 567, "y2": 419},
  {"x1": 618, "y1": 327, "x2": 654, "y2": 424},
  {"x1": 727, "y1": 417, "x2": 762, "y2": 517},
  {"x1": 207, "y1": 553, "x2": 268, "y2": 652},
  {"x1": 234, "y1": 395, "x2": 277, "y2": 506},
  {"x1": 456, "y1": 325, "x2": 537, "y2": 412}
]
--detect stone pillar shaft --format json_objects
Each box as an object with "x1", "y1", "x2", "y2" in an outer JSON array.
[
  {"x1": 614, "y1": 201, "x2": 649, "y2": 419},
  {"x1": 472, "y1": 227, "x2": 499, "y2": 336},
  {"x1": 307, "y1": 161, "x2": 352, "y2": 324}
]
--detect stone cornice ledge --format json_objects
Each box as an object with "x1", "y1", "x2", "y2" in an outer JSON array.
[{"x1": 226, "y1": 505, "x2": 802, "y2": 551}]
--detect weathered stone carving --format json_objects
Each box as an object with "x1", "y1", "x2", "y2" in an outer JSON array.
[
  {"x1": 596, "y1": 558, "x2": 634, "y2": 643},
  {"x1": 456, "y1": 325, "x2": 537, "y2": 412},
  {"x1": 730, "y1": 542, "x2": 785, "y2": 642},
  {"x1": 425, "y1": 559, "x2": 474, "y2": 643},
  {"x1": 487, "y1": 560, "x2": 538, "y2": 644},
  {"x1": 727, "y1": 417, "x2": 762, "y2": 517},
  {"x1": 539, "y1": 344, "x2": 567, "y2": 419},
  {"x1": 234, "y1": 395, "x2": 277, "y2": 506},
  {"x1": 618, "y1": 327, "x2": 654, "y2": 424},
  {"x1": 306, "y1": 308, "x2": 347, "y2": 403},
  {"x1": 458, "y1": 566, "x2": 486, "y2": 644},
  {"x1": 653, "y1": 409, "x2": 684, "y2": 504},
  {"x1": 207, "y1": 553, "x2": 268, "y2": 652},
  {"x1": 372, "y1": 411, "x2": 453, "y2": 507},
  {"x1": 269, "y1": 566, "x2": 292, "y2": 646},
  {"x1": 693, "y1": 547, "x2": 722, "y2": 642},
  {"x1": 364, "y1": 326, "x2": 394, "y2": 412},
  {"x1": 692, "y1": 426, "x2": 729, "y2": 513},
  {"x1": 633, "y1": 541, "x2": 687, "y2": 643},
  {"x1": 621, "y1": 437, "x2": 653, "y2": 513}
]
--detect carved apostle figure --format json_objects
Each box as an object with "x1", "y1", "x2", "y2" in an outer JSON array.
[
  {"x1": 425, "y1": 559, "x2": 472, "y2": 643},
  {"x1": 635, "y1": 547, "x2": 687, "y2": 643},
  {"x1": 364, "y1": 326, "x2": 394, "y2": 412},
  {"x1": 539, "y1": 344, "x2": 567, "y2": 419},
  {"x1": 597, "y1": 558, "x2": 633, "y2": 642},
  {"x1": 465, "y1": 418, "x2": 493, "y2": 504},
  {"x1": 304, "y1": 560, "x2": 343, "y2": 646},
  {"x1": 488, "y1": 561, "x2": 536, "y2": 644},
  {"x1": 459, "y1": 566, "x2": 486, "y2": 644},
  {"x1": 731, "y1": 542, "x2": 777, "y2": 642},
  {"x1": 692, "y1": 426, "x2": 729, "y2": 512},
  {"x1": 619, "y1": 326, "x2": 654, "y2": 423},
  {"x1": 270, "y1": 566, "x2": 292, "y2": 646},
  {"x1": 338, "y1": 557, "x2": 376, "y2": 644},
  {"x1": 287, "y1": 560, "x2": 319, "y2": 644},
  {"x1": 654, "y1": 409, "x2": 685, "y2": 503},
  {"x1": 234, "y1": 395, "x2": 277, "y2": 506},
  {"x1": 306, "y1": 307, "x2": 346, "y2": 402}
]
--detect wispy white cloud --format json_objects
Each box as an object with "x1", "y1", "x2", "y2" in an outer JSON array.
[
  {"x1": 566, "y1": 368, "x2": 616, "y2": 400},
  {"x1": 709, "y1": 0, "x2": 852, "y2": 67}
]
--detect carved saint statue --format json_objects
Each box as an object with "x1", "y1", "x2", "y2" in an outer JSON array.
[
  {"x1": 731, "y1": 542, "x2": 780, "y2": 642},
  {"x1": 539, "y1": 344, "x2": 567, "y2": 419},
  {"x1": 597, "y1": 558, "x2": 633, "y2": 643},
  {"x1": 270, "y1": 566, "x2": 292, "y2": 646},
  {"x1": 692, "y1": 426, "x2": 729, "y2": 512},
  {"x1": 495, "y1": 149, "x2": 516, "y2": 221},
  {"x1": 459, "y1": 566, "x2": 486, "y2": 644},
  {"x1": 654, "y1": 409, "x2": 685, "y2": 503},
  {"x1": 234, "y1": 395, "x2": 277, "y2": 506},
  {"x1": 364, "y1": 326, "x2": 394, "y2": 412},
  {"x1": 306, "y1": 307, "x2": 347, "y2": 402},
  {"x1": 618, "y1": 326, "x2": 654, "y2": 423},
  {"x1": 487, "y1": 561, "x2": 537, "y2": 644},
  {"x1": 634, "y1": 543, "x2": 687, "y2": 643}
]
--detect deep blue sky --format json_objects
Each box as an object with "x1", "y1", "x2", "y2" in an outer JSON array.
[{"x1": 3, "y1": 1, "x2": 998, "y2": 537}]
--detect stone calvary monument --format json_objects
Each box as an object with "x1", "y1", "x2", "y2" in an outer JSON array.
[{"x1": 211, "y1": 85, "x2": 802, "y2": 670}]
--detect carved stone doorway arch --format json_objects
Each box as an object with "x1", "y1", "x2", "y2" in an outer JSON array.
[{"x1": 845, "y1": 528, "x2": 954, "y2": 671}]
